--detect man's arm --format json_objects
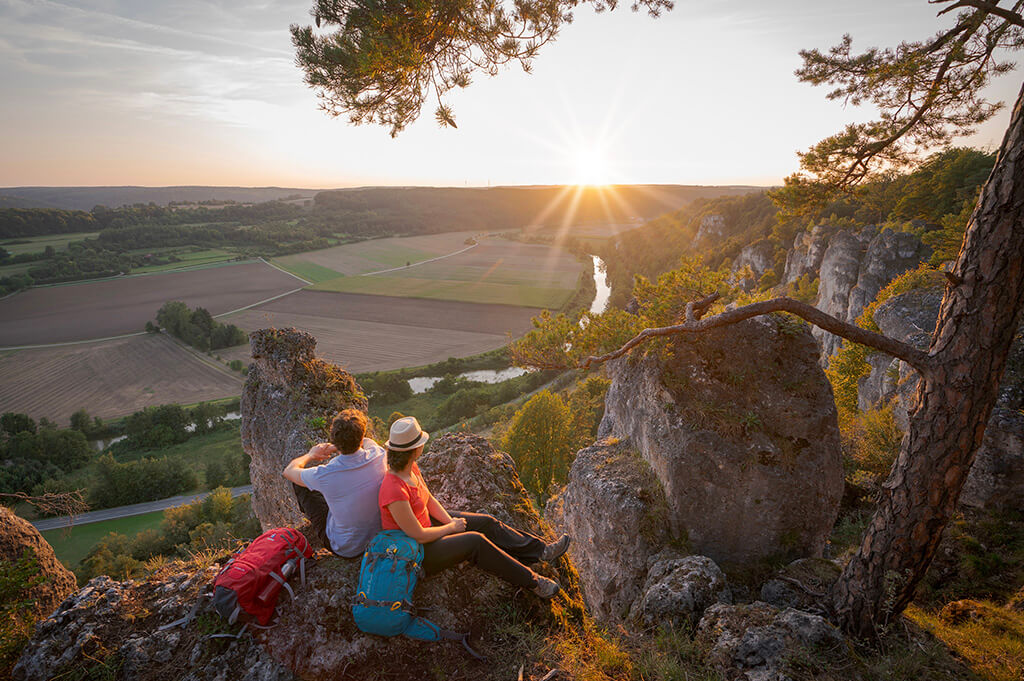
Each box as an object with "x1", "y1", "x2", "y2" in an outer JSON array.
[{"x1": 282, "y1": 442, "x2": 337, "y2": 487}]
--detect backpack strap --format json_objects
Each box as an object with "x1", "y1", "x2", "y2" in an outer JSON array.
[
  {"x1": 158, "y1": 588, "x2": 210, "y2": 631},
  {"x1": 268, "y1": 571, "x2": 296, "y2": 601},
  {"x1": 410, "y1": 617, "x2": 486, "y2": 661},
  {"x1": 352, "y1": 591, "x2": 416, "y2": 615}
]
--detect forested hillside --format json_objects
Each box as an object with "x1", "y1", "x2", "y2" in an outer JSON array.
[{"x1": 599, "y1": 148, "x2": 995, "y2": 306}]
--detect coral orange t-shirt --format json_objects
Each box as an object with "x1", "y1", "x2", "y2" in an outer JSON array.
[{"x1": 379, "y1": 462, "x2": 431, "y2": 530}]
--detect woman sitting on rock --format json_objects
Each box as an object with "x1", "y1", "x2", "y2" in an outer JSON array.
[{"x1": 379, "y1": 416, "x2": 569, "y2": 598}]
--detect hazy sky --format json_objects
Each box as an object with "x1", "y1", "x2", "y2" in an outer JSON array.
[{"x1": 0, "y1": 0, "x2": 1019, "y2": 188}]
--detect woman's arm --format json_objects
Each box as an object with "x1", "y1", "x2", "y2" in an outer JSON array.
[
  {"x1": 388, "y1": 500, "x2": 462, "y2": 543},
  {"x1": 427, "y1": 494, "x2": 453, "y2": 524}
]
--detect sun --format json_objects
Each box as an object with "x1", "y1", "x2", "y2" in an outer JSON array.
[{"x1": 573, "y1": 148, "x2": 612, "y2": 186}]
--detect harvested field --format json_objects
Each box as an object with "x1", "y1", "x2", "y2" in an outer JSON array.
[
  {"x1": 222, "y1": 290, "x2": 542, "y2": 372},
  {"x1": 312, "y1": 238, "x2": 583, "y2": 308},
  {"x1": 0, "y1": 260, "x2": 304, "y2": 346},
  {"x1": 0, "y1": 334, "x2": 242, "y2": 424},
  {"x1": 273, "y1": 231, "x2": 480, "y2": 278}
]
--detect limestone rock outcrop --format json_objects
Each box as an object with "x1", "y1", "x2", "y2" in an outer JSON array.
[
  {"x1": 594, "y1": 316, "x2": 843, "y2": 564},
  {"x1": 241, "y1": 328, "x2": 367, "y2": 535},
  {"x1": 858, "y1": 289, "x2": 1024, "y2": 512},
  {"x1": 780, "y1": 225, "x2": 930, "y2": 363},
  {"x1": 0, "y1": 506, "x2": 77, "y2": 622},
  {"x1": 811, "y1": 227, "x2": 929, "y2": 362},
  {"x1": 731, "y1": 239, "x2": 777, "y2": 287},
  {"x1": 15, "y1": 434, "x2": 579, "y2": 681},
  {"x1": 782, "y1": 225, "x2": 834, "y2": 285}
]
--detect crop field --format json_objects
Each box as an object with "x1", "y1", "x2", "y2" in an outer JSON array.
[
  {"x1": 0, "y1": 260, "x2": 304, "y2": 346},
  {"x1": 0, "y1": 334, "x2": 242, "y2": 423},
  {"x1": 0, "y1": 231, "x2": 99, "y2": 256},
  {"x1": 272, "y1": 230, "x2": 480, "y2": 280},
  {"x1": 311, "y1": 239, "x2": 583, "y2": 308},
  {"x1": 221, "y1": 290, "x2": 542, "y2": 372}
]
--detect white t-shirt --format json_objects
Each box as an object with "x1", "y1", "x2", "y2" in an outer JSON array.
[{"x1": 299, "y1": 438, "x2": 387, "y2": 557}]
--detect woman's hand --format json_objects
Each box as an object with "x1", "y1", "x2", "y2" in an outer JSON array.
[{"x1": 448, "y1": 517, "x2": 467, "y2": 533}]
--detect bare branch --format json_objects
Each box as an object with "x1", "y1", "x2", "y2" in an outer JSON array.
[
  {"x1": 930, "y1": 0, "x2": 1024, "y2": 27},
  {"x1": 581, "y1": 297, "x2": 932, "y2": 372}
]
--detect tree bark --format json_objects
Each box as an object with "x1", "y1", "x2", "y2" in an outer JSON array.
[{"x1": 830, "y1": 81, "x2": 1024, "y2": 637}]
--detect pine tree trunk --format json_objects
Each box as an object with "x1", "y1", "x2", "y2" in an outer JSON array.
[{"x1": 831, "y1": 83, "x2": 1024, "y2": 637}]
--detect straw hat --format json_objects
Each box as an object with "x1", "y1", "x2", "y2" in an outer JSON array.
[{"x1": 387, "y1": 416, "x2": 430, "y2": 451}]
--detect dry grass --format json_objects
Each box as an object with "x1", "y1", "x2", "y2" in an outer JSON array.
[{"x1": 907, "y1": 602, "x2": 1024, "y2": 681}]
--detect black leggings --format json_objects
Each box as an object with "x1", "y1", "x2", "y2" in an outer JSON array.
[{"x1": 421, "y1": 511, "x2": 545, "y2": 589}]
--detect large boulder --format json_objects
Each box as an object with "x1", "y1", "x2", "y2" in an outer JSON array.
[
  {"x1": 595, "y1": 315, "x2": 843, "y2": 565},
  {"x1": 241, "y1": 328, "x2": 367, "y2": 534},
  {"x1": 545, "y1": 438, "x2": 673, "y2": 621},
  {"x1": 15, "y1": 434, "x2": 581, "y2": 681},
  {"x1": 0, "y1": 505, "x2": 77, "y2": 621}
]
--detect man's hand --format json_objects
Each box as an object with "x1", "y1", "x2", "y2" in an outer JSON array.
[
  {"x1": 307, "y1": 442, "x2": 337, "y2": 463},
  {"x1": 283, "y1": 443, "x2": 336, "y2": 487}
]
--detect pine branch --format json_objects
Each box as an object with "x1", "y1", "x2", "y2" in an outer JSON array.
[{"x1": 580, "y1": 297, "x2": 932, "y2": 372}]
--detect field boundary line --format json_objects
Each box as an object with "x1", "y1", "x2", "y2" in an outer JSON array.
[
  {"x1": 361, "y1": 242, "x2": 478, "y2": 276},
  {"x1": 259, "y1": 257, "x2": 313, "y2": 286},
  {"x1": 0, "y1": 331, "x2": 147, "y2": 351},
  {"x1": 214, "y1": 285, "x2": 307, "y2": 319},
  {"x1": 32, "y1": 485, "x2": 254, "y2": 531}
]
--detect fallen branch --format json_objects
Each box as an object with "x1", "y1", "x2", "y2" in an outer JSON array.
[
  {"x1": 581, "y1": 297, "x2": 932, "y2": 373},
  {"x1": 0, "y1": 490, "x2": 89, "y2": 518}
]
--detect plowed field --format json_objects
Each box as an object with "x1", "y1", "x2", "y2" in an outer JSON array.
[
  {"x1": 0, "y1": 334, "x2": 242, "y2": 423},
  {"x1": 220, "y1": 290, "x2": 542, "y2": 372},
  {"x1": 0, "y1": 261, "x2": 304, "y2": 347}
]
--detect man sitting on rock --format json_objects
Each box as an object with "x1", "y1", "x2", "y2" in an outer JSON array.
[{"x1": 282, "y1": 409, "x2": 387, "y2": 558}]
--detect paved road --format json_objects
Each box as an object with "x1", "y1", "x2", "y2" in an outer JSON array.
[{"x1": 31, "y1": 485, "x2": 253, "y2": 532}]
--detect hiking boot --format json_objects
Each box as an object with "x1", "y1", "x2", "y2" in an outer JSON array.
[
  {"x1": 533, "y1": 575, "x2": 560, "y2": 599},
  {"x1": 541, "y1": 534, "x2": 571, "y2": 562}
]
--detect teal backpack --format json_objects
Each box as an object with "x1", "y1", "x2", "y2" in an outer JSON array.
[{"x1": 352, "y1": 530, "x2": 483, "y2": 659}]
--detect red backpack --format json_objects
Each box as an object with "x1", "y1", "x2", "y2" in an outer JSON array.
[{"x1": 211, "y1": 527, "x2": 312, "y2": 626}]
